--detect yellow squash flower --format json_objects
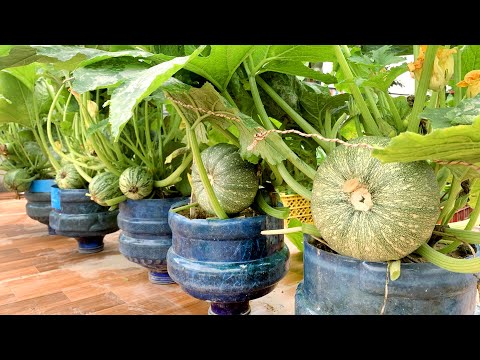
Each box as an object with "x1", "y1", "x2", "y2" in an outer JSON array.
[
  {"x1": 407, "y1": 45, "x2": 457, "y2": 92},
  {"x1": 456, "y1": 70, "x2": 480, "y2": 98}
]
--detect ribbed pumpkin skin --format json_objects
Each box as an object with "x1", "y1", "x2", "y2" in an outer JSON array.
[
  {"x1": 88, "y1": 172, "x2": 123, "y2": 207},
  {"x1": 55, "y1": 164, "x2": 85, "y2": 189},
  {"x1": 311, "y1": 136, "x2": 440, "y2": 262},
  {"x1": 191, "y1": 143, "x2": 259, "y2": 215},
  {"x1": 119, "y1": 166, "x2": 153, "y2": 200}
]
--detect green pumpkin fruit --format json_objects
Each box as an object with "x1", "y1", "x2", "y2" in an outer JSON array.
[
  {"x1": 191, "y1": 143, "x2": 259, "y2": 215},
  {"x1": 311, "y1": 136, "x2": 440, "y2": 262}
]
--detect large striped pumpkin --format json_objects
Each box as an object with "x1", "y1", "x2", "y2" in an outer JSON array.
[
  {"x1": 191, "y1": 143, "x2": 259, "y2": 215},
  {"x1": 311, "y1": 136, "x2": 440, "y2": 262}
]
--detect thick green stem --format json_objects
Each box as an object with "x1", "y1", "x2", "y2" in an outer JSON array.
[
  {"x1": 104, "y1": 194, "x2": 128, "y2": 207},
  {"x1": 73, "y1": 163, "x2": 93, "y2": 183},
  {"x1": 382, "y1": 91, "x2": 405, "y2": 132},
  {"x1": 439, "y1": 175, "x2": 465, "y2": 225},
  {"x1": 45, "y1": 85, "x2": 67, "y2": 171},
  {"x1": 407, "y1": 45, "x2": 440, "y2": 133},
  {"x1": 277, "y1": 162, "x2": 312, "y2": 200},
  {"x1": 42, "y1": 78, "x2": 64, "y2": 117},
  {"x1": 333, "y1": 45, "x2": 381, "y2": 136},
  {"x1": 364, "y1": 87, "x2": 384, "y2": 125},
  {"x1": 256, "y1": 76, "x2": 329, "y2": 153},
  {"x1": 221, "y1": 90, "x2": 237, "y2": 108},
  {"x1": 267, "y1": 162, "x2": 284, "y2": 187},
  {"x1": 254, "y1": 191, "x2": 290, "y2": 219},
  {"x1": 465, "y1": 195, "x2": 480, "y2": 231},
  {"x1": 454, "y1": 48, "x2": 463, "y2": 105},
  {"x1": 413, "y1": 45, "x2": 420, "y2": 92},
  {"x1": 330, "y1": 113, "x2": 348, "y2": 138},
  {"x1": 154, "y1": 152, "x2": 193, "y2": 188},
  {"x1": 438, "y1": 89, "x2": 446, "y2": 108},
  {"x1": 187, "y1": 127, "x2": 228, "y2": 219},
  {"x1": 427, "y1": 91, "x2": 439, "y2": 108},
  {"x1": 353, "y1": 115, "x2": 363, "y2": 136},
  {"x1": 171, "y1": 201, "x2": 199, "y2": 213},
  {"x1": 415, "y1": 243, "x2": 480, "y2": 273},
  {"x1": 132, "y1": 108, "x2": 146, "y2": 156},
  {"x1": 243, "y1": 62, "x2": 315, "y2": 180},
  {"x1": 118, "y1": 137, "x2": 153, "y2": 170}
]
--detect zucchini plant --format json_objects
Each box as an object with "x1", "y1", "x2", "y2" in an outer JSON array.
[
  {"x1": 0, "y1": 62, "x2": 66, "y2": 194},
  {"x1": 4, "y1": 44, "x2": 480, "y2": 277}
]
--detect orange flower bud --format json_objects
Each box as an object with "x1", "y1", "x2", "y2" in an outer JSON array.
[
  {"x1": 457, "y1": 70, "x2": 480, "y2": 98},
  {"x1": 407, "y1": 46, "x2": 457, "y2": 92}
]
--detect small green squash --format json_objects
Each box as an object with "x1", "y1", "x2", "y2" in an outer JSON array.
[
  {"x1": 311, "y1": 136, "x2": 440, "y2": 262},
  {"x1": 191, "y1": 143, "x2": 259, "y2": 215},
  {"x1": 88, "y1": 171, "x2": 123, "y2": 207},
  {"x1": 55, "y1": 164, "x2": 85, "y2": 189},
  {"x1": 119, "y1": 166, "x2": 153, "y2": 200},
  {"x1": 3, "y1": 168, "x2": 35, "y2": 192}
]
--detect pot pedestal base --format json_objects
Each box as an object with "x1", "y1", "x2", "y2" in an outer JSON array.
[
  {"x1": 76, "y1": 236, "x2": 105, "y2": 254},
  {"x1": 48, "y1": 225, "x2": 56, "y2": 235},
  {"x1": 208, "y1": 301, "x2": 251, "y2": 315},
  {"x1": 149, "y1": 271, "x2": 175, "y2": 285}
]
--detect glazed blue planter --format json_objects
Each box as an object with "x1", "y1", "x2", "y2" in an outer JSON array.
[
  {"x1": 167, "y1": 199, "x2": 290, "y2": 315},
  {"x1": 118, "y1": 197, "x2": 186, "y2": 285},
  {"x1": 25, "y1": 179, "x2": 56, "y2": 234},
  {"x1": 295, "y1": 235, "x2": 478, "y2": 315},
  {"x1": 49, "y1": 185, "x2": 119, "y2": 254}
]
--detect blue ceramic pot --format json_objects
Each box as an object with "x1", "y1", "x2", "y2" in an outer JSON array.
[
  {"x1": 118, "y1": 197, "x2": 186, "y2": 285},
  {"x1": 49, "y1": 185, "x2": 119, "y2": 254},
  {"x1": 167, "y1": 199, "x2": 290, "y2": 315},
  {"x1": 295, "y1": 235, "x2": 478, "y2": 315},
  {"x1": 25, "y1": 179, "x2": 56, "y2": 234}
]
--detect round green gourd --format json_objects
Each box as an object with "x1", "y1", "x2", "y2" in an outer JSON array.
[
  {"x1": 119, "y1": 166, "x2": 153, "y2": 200},
  {"x1": 55, "y1": 164, "x2": 85, "y2": 189},
  {"x1": 88, "y1": 171, "x2": 123, "y2": 207},
  {"x1": 311, "y1": 136, "x2": 440, "y2": 262},
  {"x1": 3, "y1": 168, "x2": 34, "y2": 192},
  {"x1": 191, "y1": 143, "x2": 259, "y2": 215}
]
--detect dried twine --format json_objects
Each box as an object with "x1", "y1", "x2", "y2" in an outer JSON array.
[{"x1": 167, "y1": 97, "x2": 480, "y2": 173}]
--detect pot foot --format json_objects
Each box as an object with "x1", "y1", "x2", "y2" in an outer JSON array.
[
  {"x1": 76, "y1": 236, "x2": 105, "y2": 254},
  {"x1": 208, "y1": 301, "x2": 251, "y2": 315},
  {"x1": 149, "y1": 271, "x2": 175, "y2": 285}
]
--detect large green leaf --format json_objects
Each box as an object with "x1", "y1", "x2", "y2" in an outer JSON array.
[
  {"x1": 446, "y1": 95, "x2": 480, "y2": 125},
  {"x1": 299, "y1": 81, "x2": 350, "y2": 125},
  {"x1": 0, "y1": 45, "x2": 40, "y2": 70},
  {"x1": 71, "y1": 59, "x2": 150, "y2": 93},
  {"x1": 419, "y1": 107, "x2": 452, "y2": 129},
  {"x1": 372, "y1": 117, "x2": 480, "y2": 164},
  {"x1": 0, "y1": 71, "x2": 33, "y2": 127},
  {"x1": 2, "y1": 63, "x2": 37, "y2": 92},
  {"x1": 0, "y1": 46, "x2": 13, "y2": 57},
  {"x1": 32, "y1": 45, "x2": 153, "y2": 71},
  {"x1": 461, "y1": 45, "x2": 480, "y2": 79},
  {"x1": 361, "y1": 45, "x2": 413, "y2": 56},
  {"x1": 108, "y1": 51, "x2": 202, "y2": 140},
  {"x1": 419, "y1": 95, "x2": 480, "y2": 129},
  {"x1": 250, "y1": 46, "x2": 336, "y2": 74},
  {"x1": 349, "y1": 46, "x2": 407, "y2": 69},
  {"x1": 259, "y1": 60, "x2": 337, "y2": 84},
  {"x1": 183, "y1": 45, "x2": 254, "y2": 91},
  {"x1": 359, "y1": 65, "x2": 408, "y2": 92}
]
